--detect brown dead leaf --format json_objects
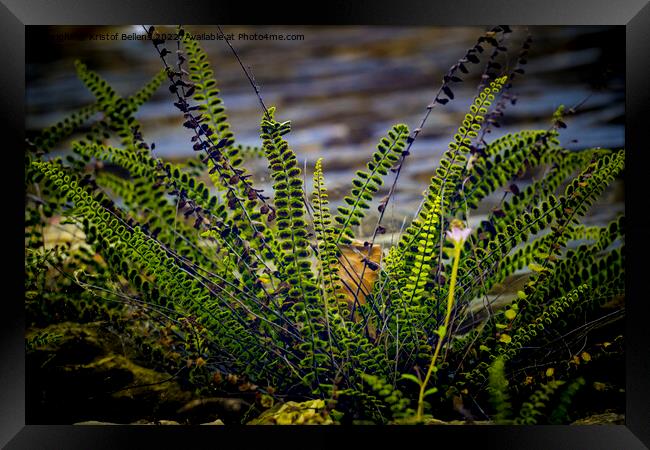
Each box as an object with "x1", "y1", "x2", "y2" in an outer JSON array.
[{"x1": 335, "y1": 239, "x2": 382, "y2": 340}]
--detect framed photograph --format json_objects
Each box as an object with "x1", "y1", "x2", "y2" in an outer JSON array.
[{"x1": 3, "y1": 0, "x2": 649, "y2": 448}]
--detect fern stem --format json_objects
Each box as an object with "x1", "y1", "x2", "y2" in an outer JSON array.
[
  {"x1": 417, "y1": 240, "x2": 462, "y2": 420},
  {"x1": 216, "y1": 25, "x2": 269, "y2": 115},
  {"x1": 145, "y1": 26, "x2": 277, "y2": 259}
]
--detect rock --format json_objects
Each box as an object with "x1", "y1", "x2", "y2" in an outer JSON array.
[
  {"x1": 201, "y1": 419, "x2": 225, "y2": 425},
  {"x1": 130, "y1": 419, "x2": 181, "y2": 425},
  {"x1": 155, "y1": 420, "x2": 181, "y2": 425},
  {"x1": 26, "y1": 321, "x2": 105, "y2": 366},
  {"x1": 176, "y1": 397, "x2": 249, "y2": 425},
  {"x1": 571, "y1": 412, "x2": 625, "y2": 425},
  {"x1": 76, "y1": 419, "x2": 182, "y2": 425},
  {"x1": 390, "y1": 416, "x2": 492, "y2": 425},
  {"x1": 74, "y1": 421, "x2": 119, "y2": 425},
  {"x1": 27, "y1": 321, "x2": 194, "y2": 424},
  {"x1": 177, "y1": 397, "x2": 248, "y2": 414},
  {"x1": 247, "y1": 399, "x2": 334, "y2": 425}
]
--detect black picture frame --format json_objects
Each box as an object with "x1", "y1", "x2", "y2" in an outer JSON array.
[{"x1": 3, "y1": 1, "x2": 649, "y2": 448}]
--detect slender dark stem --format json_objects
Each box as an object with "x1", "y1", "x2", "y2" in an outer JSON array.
[
  {"x1": 349, "y1": 26, "x2": 508, "y2": 327},
  {"x1": 216, "y1": 25, "x2": 269, "y2": 115}
]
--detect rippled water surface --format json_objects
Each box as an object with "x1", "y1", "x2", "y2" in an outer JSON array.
[{"x1": 26, "y1": 26, "x2": 624, "y2": 233}]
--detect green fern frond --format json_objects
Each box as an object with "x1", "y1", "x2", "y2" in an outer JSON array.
[
  {"x1": 334, "y1": 123, "x2": 409, "y2": 244},
  {"x1": 31, "y1": 158, "x2": 291, "y2": 384},
  {"x1": 75, "y1": 141, "x2": 264, "y2": 294},
  {"x1": 74, "y1": 60, "x2": 120, "y2": 112},
  {"x1": 359, "y1": 374, "x2": 413, "y2": 422},
  {"x1": 179, "y1": 36, "x2": 277, "y2": 267},
  {"x1": 515, "y1": 380, "x2": 565, "y2": 425},
  {"x1": 487, "y1": 356, "x2": 512, "y2": 424},
  {"x1": 73, "y1": 61, "x2": 146, "y2": 152},
  {"x1": 183, "y1": 34, "x2": 253, "y2": 190},
  {"x1": 259, "y1": 107, "x2": 332, "y2": 390},
  {"x1": 394, "y1": 76, "x2": 508, "y2": 278},
  {"x1": 312, "y1": 158, "x2": 347, "y2": 315},
  {"x1": 401, "y1": 195, "x2": 442, "y2": 310},
  {"x1": 514, "y1": 150, "x2": 625, "y2": 320},
  {"x1": 26, "y1": 330, "x2": 63, "y2": 351},
  {"x1": 72, "y1": 142, "x2": 156, "y2": 178},
  {"x1": 261, "y1": 106, "x2": 316, "y2": 303},
  {"x1": 127, "y1": 69, "x2": 166, "y2": 112},
  {"x1": 451, "y1": 149, "x2": 623, "y2": 306},
  {"x1": 183, "y1": 34, "x2": 233, "y2": 143},
  {"x1": 459, "y1": 129, "x2": 561, "y2": 210},
  {"x1": 548, "y1": 377, "x2": 585, "y2": 424},
  {"x1": 29, "y1": 103, "x2": 99, "y2": 153}
]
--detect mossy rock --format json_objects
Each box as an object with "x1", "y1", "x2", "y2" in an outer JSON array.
[
  {"x1": 390, "y1": 416, "x2": 491, "y2": 425},
  {"x1": 247, "y1": 399, "x2": 334, "y2": 425},
  {"x1": 26, "y1": 321, "x2": 105, "y2": 365},
  {"x1": 390, "y1": 416, "x2": 448, "y2": 425},
  {"x1": 27, "y1": 321, "x2": 194, "y2": 424},
  {"x1": 571, "y1": 412, "x2": 625, "y2": 425}
]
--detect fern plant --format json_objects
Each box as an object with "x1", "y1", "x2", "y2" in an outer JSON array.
[{"x1": 25, "y1": 25, "x2": 624, "y2": 424}]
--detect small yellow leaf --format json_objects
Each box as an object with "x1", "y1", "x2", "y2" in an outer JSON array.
[
  {"x1": 545, "y1": 367, "x2": 555, "y2": 377},
  {"x1": 581, "y1": 352, "x2": 591, "y2": 362},
  {"x1": 593, "y1": 382, "x2": 606, "y2": 392},
  {"x1": 528, "y1": 262, "x2": 546, "y2": 272},
  {"x1": 505, "y1": 309, "x2": 517, "y2": 320},
  {"x1": 499, "y1": 334, "x2": 512, "y2": 344},
  {"x1": 276, "y1": 412, "x2": 293, "y2": 425}
]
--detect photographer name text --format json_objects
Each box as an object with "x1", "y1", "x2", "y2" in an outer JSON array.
[{"x1": 54, "y1": 31, "x2": 305, "y2": 42}]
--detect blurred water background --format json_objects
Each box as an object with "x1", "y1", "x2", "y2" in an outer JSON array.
[{"x1": 26, "y1": 25, "x2": 624, "y2": 236}]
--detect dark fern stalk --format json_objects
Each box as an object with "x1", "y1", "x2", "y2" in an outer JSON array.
[
  {"x1": 358, "y1": 27, "x2": 509, "y2": 310},
  {"x1": 334, "y1": 124, "x2": 409, "y2": 245},
  {"x1": 146, "y1": 26, "x2": 276, "y2": 242},
  {"x1": 388, "y1": 76, "x2": 509, "y2": 309}
]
